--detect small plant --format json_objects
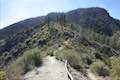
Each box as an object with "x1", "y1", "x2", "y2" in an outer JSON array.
[
  {"x1": 0, "y1": 70, "x2": 6, "y2": 80},
  {"x1": 7, "y1": 64, "x2": 23, "y2": 80},
  {"x1": 65, "y1": 50, "x2": 83, "y2": 70},
  {"x1": 111, "y1": 57, "x2": 120, "y2": 80},
  {"x1": 90, "y1": 60, "x2": 110, "y2": 77},
  {"x1": 6, "y1": 48, "x2": 42, "y2": 80},
  {"x1": 55, "y1": 49, "x2": 84, "y2": 72}
]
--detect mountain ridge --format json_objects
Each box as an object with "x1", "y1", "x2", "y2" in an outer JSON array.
[{"x1": 0, "y1": 7, "x2": 120, "y2": 40}]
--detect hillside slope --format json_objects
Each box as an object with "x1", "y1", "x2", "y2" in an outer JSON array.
[{"x1": 0, "y1": 7, "x2": 120, "y2": 80}]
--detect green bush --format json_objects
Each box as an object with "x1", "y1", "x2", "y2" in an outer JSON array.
[
  {"x1": 23, "y1": 49, "x2": 42, "y2": 67},
  {"x1": 46, "y1": 47, "x2": 55, "y2": 56},
  {"x1": 0, "y1": 70, "x2": 6, "y2": 80},
  {"x1": 7, "y1": 48, "x2": 42, "y2": 80},
  {"x1": 65, "y1": 50, "x2": 83, "y2": 70},
  {"x1": 55, "y1": 49, "x2": 84, "y2": 72},
  {"x1": 90, "y1": 60, "x2": 110, "y2": 77},
  {"x1": 7, "y1": 64, "x2": 23, "y2": 80},
  {"x1": 111, "y1": 57, "x2": 120, "y2": 80}
]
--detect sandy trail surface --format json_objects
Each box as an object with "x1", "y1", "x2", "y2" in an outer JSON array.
[{"x1": 24, "y1": 56, "x2": 69, "y2": 80}]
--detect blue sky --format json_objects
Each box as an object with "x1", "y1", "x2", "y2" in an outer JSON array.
[{"x1": 0, "y1": 0, "x2": 120, "y2": 29}]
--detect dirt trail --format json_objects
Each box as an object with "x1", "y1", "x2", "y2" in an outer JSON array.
[
  {"x1": 24, "y1": 56, "x2": 69, "y2": 80},
  {"x1": 87, "y1": 70, "x2": 98, "y2": 80}
]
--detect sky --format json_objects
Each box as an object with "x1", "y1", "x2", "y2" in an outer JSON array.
[{"x1": 0, "y1": 0, "x2": 120, "y2": 29}]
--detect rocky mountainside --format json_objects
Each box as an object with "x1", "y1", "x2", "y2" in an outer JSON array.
[
  {"x1": 0, "y1": 16, "x2": 46, "y2": 39},
  {"x1": 0, "y1": 7, "x2": 120, "y2": 80},
  {"x1": 0, "y1": 7, "x2": 120, "y2": 40}
]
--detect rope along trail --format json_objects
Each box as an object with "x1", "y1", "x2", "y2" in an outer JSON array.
[{"x1": 24, "y1": 56, "x2": 70, "y2": 80}]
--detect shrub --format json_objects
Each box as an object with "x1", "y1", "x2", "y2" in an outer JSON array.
[
  {"x1": 55, "y1": 49, "x2": 84, "y2": 72},
  {"x1": 65, "y1": 50, "x2": 83, "y2": 70},
  {"x1": 23, "y1": 49, "x2": 42, "y2": 67},
  {"x1": 90, "y1": 60, "x2": 110, "y2": 77},
  {"x1": 111, "y1": 57, "x2": 120, "y2": 80},
  {"x1": 6, "y1": 48, "x2": 42, "y2": 80},
  {"x1": 7, "y1": 64, "x2": 23, "y2": 80},
  {"x1": 0, "y1": 70, "x2": 6, "y2": 80},
  {"x1": 46, "y1": 47, "x2": 55, "y2": 56}
]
